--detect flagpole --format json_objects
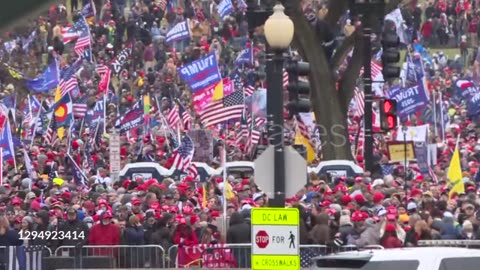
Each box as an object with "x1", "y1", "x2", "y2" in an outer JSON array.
[
  {"x1": 30, "y1": 105, "x2": 42, "y2": 148},
  {"x1": 0, "y1": 148, "x2": 3, "y2": 186},
  {"x1": 103, "y1": 94, "x2": 107, "y2": 134},
  {"x1": 432, "y1": 90, "x2": 438, "y2": 139},
  {"x1": 439, "y1": 92, "x2": 446, "y2": 142},
  {"x1": 221, "y1": 143, "x2": 228, "y2": 239}
]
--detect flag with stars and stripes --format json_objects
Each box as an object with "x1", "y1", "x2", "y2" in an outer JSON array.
[
  {"x1": 44, "y1": 115, "x2": 57, "y2": 146},
  {"x1": 59, "y1": 58, "x2": 82, "y2": 98},
  {"x1": 282, "y1": 69, "x2": 289, "y2": 88},
  {"x1": 73, "y1": 95, "x2": 88, "y2": 118},
  {"x1": 429, "y1": 166, "x2": 438, "y2": 184},
  {"x1": 73, "y1": 16, "x2": 91, "y2": 57},
  {"x1": 381, "y1": 164, "x2": 394, "y2": 176},
  {"x1": 200, "y1": 90, "x2": 244, "y2": 127},
  {"x1": 245, "y1": 115, "x2": 261, "y2": 154},
  {"x1": 171, "y1": 135, "x2": 195, "y2": 172},
  {"x1": 353, "y1": 87, "x2": 365, "y2": 117},
  {"x1": 7, "y1": 245, "x2": 44, "y2": 270},
  {"x1": 187, "y1": 163, "x2": 198, "y2": 179},
  {"x1": 167, "y1": 104, "x2": 180, "y2": 129},
  {"x1": 235, "y1": 111, "x2": 248, "y2": 144},
  {"x1": 178, "y1": 101, "x2": 192, "y2": 130}
]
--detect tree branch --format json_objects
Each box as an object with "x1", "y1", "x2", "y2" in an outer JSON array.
[
  {"x1": 331, "y1": 34, "x2": 355, "y2": 70},
  {"x1": 338, "y1": 31, "x2": 363, "y2": 113},
  {"x1": 323, "y1": 0, "x2": 348, "y2": 29}
]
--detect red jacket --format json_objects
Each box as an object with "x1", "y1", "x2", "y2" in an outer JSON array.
[
  {"x1": 88, "y1": 223, "x2": 121, "y2": 256},
  {"x1": 381, "y1": 236, "x2": 403, "y2": 249},
  {"x1": 173, "y1": 227, "x2": 199, "y2": 247}
]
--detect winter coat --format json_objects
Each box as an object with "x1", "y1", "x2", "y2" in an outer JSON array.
[
  {"x1": 227, "y1": 212, "x2": 251, "y2": 244},
  {"x1": 125, "y1": 225, "x2": 145, "y2": 245},
  {"x1": 381, "y1": 236, "x2": 403, "y2": 248},
  {"x1": 348, "y1": 222, "x2": 380, "y2": 248},
  {"x1": 59, "y1": 219, "x2": 89, "y2": 246},
  {"x1": 88, "y1": 223, "x2": 121, "y2": 256},
  {"x1": 173, "y1": 225, "x2": 198, "y2": 247},
  {"x1": 309, "y1": 214, "x2": 330, "y2": 245}
]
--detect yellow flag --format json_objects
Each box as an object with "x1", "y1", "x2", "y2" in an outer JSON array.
[
  {"x1": 202, "y1": 183, "x2": 207, "y2": 208},
  {"x1": 225, "y1": 182, "x2": 235, "y2": 200},
  {"x1": 54, "y1": 87, "x2": 65, "y2": 139},
  {"x1": 294, "y1": 132, "x2": 316, "y2": 163},
  {"x1": 448, "y1": 146, "x2": 464, "y2": 198},
  {"x1": 212, "y1": 80, "x2": 224, "y2": 101},
  {"x1": 5, "y1": 64, "x2": 23, "y2": 79}
]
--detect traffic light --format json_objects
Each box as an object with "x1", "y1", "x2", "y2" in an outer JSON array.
[
  {"x1": 380, "y1": 99, "x2": 397, "y2": 131},
  {"x1": 286, "y1": 60, "x2": 311, "y2": 116},
  {"x1": 381, "y1": 32, "x2": 401, "y2": 81}
]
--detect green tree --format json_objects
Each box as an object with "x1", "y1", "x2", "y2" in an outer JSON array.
[{"x1": 279, "y1": 0, "x2": 407, "y2": 160}]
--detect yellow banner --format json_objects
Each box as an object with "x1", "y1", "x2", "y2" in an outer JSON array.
[{"x1": 387, "y1": 142, "x2": 415, "y2": 162}]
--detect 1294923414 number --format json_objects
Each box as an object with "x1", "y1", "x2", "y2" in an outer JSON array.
[{"x1": 19, "y1": 230, "x2": 85, "y2": 241}]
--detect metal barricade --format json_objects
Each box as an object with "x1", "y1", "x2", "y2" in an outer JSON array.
[
  {"x1": 418, "y1": 240, "x2": 480, "y2": 248},
  {"x1": 54, "y1": 244, "x2": 165, "y2": 268},
  {"x1": 0, "y1": 245, "x2": 51, "y2": 270},
  {"x1": 166, "y1": 245, "x2": 178, "y2": 268}
]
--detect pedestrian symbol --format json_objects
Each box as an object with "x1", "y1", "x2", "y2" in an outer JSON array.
[{"x1": 288, "y1": 231, "x2": 295, "y2": 249}]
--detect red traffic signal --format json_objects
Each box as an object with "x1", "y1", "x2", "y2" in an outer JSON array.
[
  {"x1": 386, "y1": 115, "x2": 397, "y2": 130},
  {"x1": 380, "y1": 99, "x2": 397, "y2": 131},
  {"x1": 382, "y1": 99, "x2": 396, "y2": 113}
]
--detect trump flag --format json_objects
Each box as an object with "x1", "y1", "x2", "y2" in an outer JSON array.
[{"x1": 165, "y1": 20, "x2": 190, "y2": 44}]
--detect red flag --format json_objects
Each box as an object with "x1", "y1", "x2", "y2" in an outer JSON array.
[{"x1": 97, "y1": 68, "x2": 111, "y2": 93}]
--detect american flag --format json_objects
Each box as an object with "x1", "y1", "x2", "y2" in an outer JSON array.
[
  {"x1": 359, "y1": 61, "x2": 382, "y2": 79},
  {"x1": 429, "y1": 166, "x2": 438, "y2": 184},
  {"x1": 296, "y1": 114, "x2": 311, "y2": 141},
  {"x1": 157, "y1": 0, "x2": 167, "y2": 10},
  {"x1": 44, "y1": 115, "x2": 57, "y2": 145},
  {"x1": 200, "y1": 90, "x2": 244, "y2": 127},
  {"x1": 95, "y1": 64, "x2": 109, "y2": 76},
  {"x1": 171, "y1": 135, "x2": 195, "y2": 172},
  {"x1": 59, "y1": 58, "x2": 82, "y2": 98},
  {"x1": 167, "y1": 104, "x2": 180, "y2": 128},
  {"x1": 282, "y1": 69, "x2": 289, "y2": 88},
  {"x1": 187, "y1": 163, "x2": 198, "y2": 179},
  {"x1": 178, "y1": 102, "x2": 192, "y2": 130},
  {"x1": 381, "y1": 164, "x2": 394, "y2": 176},
  {"x1": 353, "y1": 87, "x2": 365, "y2": 116},
  {"x1": 246, "y1": 115, "x2": 266, "y2": 128},
  {"x1": 73, "y1": 17, "x2": 91, "y2": 56},
  {"x1": 73, "y1": 96, "x2": 88, "y2": 118},
  {"x1": 7, "y1": 245, "x2": 44, "y2": 270},
  {"x1": 235, "y1": 112, "x2": 249, "y2": 145},
  {"x1": 245, "y1": 117, "x2": 261, "y2": 154}
]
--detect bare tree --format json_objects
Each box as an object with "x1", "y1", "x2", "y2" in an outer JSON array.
[{"x1": 279, "y1": 0, "x2": 406, "y2": 160}]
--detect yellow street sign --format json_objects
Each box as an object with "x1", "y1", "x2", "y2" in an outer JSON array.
[{"x1": 251, "y1": 208, "x2": 300, "y2": 270}]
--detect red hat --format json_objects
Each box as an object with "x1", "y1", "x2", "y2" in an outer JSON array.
[
  {"x1": 103, "y1": 211, "x2": 113, "y2": 219},
  {"x1": 353, "y1": 194, "x2": 365, "y2": 204},
  {"x1": 320, "y1": 200, "x2": 331, "y2": 207},
  {"x1": 71, "y1": 140, "x2": 79, "y2": 149},
  {"x1": 334, "y1": 184, "x2": 348, "y2": 193},
  {"x1": 385, "y1": 223, "x2": 396, "y2": 232},
  {"x1": 120, "y1": 147, "x2": 128, "y2": 156},
  {"x1": 372, "y1": 192, "x2": 385, "y2": 203},
  {"x1": 123, "y1": 179, "x2": 132, "y2": 189},
  {"x1": 351, "y1": 211, "x2": 368, "y2": 222},
  {"x1": 410, "y1": 188, "x2": 422, "y2": 197},
  {"x1": 324, "y1": 189, "x2": 334, "y2": 196},
  {"x1": 169, "y1": 205, "x2": 179, "y2": 213},
  {"x1": 241, "y1": 178, "x2": 249, "y2": 185},
  {"x1": 149, "y1": 202, "x2": 161, "y2": 210},
  {"x1": 341, "y1": 195, "x2": 352, "y2": 204},
  {"x1": 98, "y1": 199, "x2": 108, "y2": 207},
  {"x1": 416, "y1": 175, "x2": 424, "y2": 182},
  {"x1": 190, "y1": 215, "x2": 199, "y2": 225},
  {"x1": 11, "y1": 197, "x2": 22, "y2": 206},
  {"x1": 182, "y1": 205, "x2": 193, "y2": 215},
  {"x1": 184, "y1": 176, "x2": 194, "y2": 182},
  {"x1": 156, "y1": 136, "x2": 166, "y2": 144},
  {"x1": 131, "y1": 198, "x2": 142, "y2": 205},
  {"x1": 354, "y1": 176, "x2": 363, "y2": 182},
  {"x1": 211, "y1": 211, "x2": 220, "y2": 218}
]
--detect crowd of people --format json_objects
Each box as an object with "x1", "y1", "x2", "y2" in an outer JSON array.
[{"x1": 0, "y1": 0, "x2": 479, "y2": 268}]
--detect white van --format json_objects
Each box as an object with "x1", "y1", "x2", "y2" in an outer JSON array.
[{"x1": 312, "y1": 247, "x2": 480, "y2": 270}]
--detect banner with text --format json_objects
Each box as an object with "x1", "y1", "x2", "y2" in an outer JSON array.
[
  {"x1": 388, "y1": 83, "x2": 428, "y2": 117},
  {"x1": 179, "y1": 52, "x2": 222, "y2": 112},
  {"x1": 116, "y1": 101, "x2": 143, "y2": 133},
  {"x1": 166, "y1": 20, "x2": 191, "y2": 44}
]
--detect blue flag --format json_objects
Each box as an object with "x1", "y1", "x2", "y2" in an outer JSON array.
[
  {"x1": 68, "y1": 154, "x2": 87, "y2": 186},
  {"x1": 455, "y1": 79, "x2": 478, "y2": 100},
  {"x1": 165, "y1": 20, "x2": 190, "y2": 44},
  {"x1": 217, "y1": 0, "x2": 233, "y2": 19},
  {"x1": 178, "y1": 52, "x2": 222, "y2": 93},
  {"x1": 234, "y1": 47, "x2": 254, "y2": 67},
  {"x1": 115, "y1": 101, "x2": 143, "y2": 133},
  {"x1": 25, "y1": 59, "x2": 60, "y2": 93},
  {"x1": 387, "y1": 83, "x2": 429, "y2": 117},
  {"x1": 86, "y1": 100, "x2": 105, "y2": 125},
  {"x1": 405, "y1": 56, "x2": 424, "y2": 83},
  {"x1": 0, "y1": 122, "x2": 14, "y2": 160},
  {"x1": 81, "y1": 0, "x2": 96, "y2": 17}
]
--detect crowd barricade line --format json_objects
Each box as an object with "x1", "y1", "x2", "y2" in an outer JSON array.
[
  {"x1": 170, "y1": 244, "x2": 385, "y2": 268},
  {"x1": 53, "y1": 244, "x2": 166, "y2": 268},
  {"x1": 418, "y1": 240, "x2": 480, "y2": 248}
]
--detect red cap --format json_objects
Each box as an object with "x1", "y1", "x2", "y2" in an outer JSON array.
[{"x1": 131, "y1": 198, "x2": 142, "y2": 205}]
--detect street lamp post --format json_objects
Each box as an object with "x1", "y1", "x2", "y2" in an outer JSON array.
[{"x1": 264, "y1": 3, "x2": 294, "y2": 207}]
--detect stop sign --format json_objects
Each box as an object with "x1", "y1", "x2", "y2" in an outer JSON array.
[{"x1": 255, "y1": 230, "x2": 269, "y2": 248}]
